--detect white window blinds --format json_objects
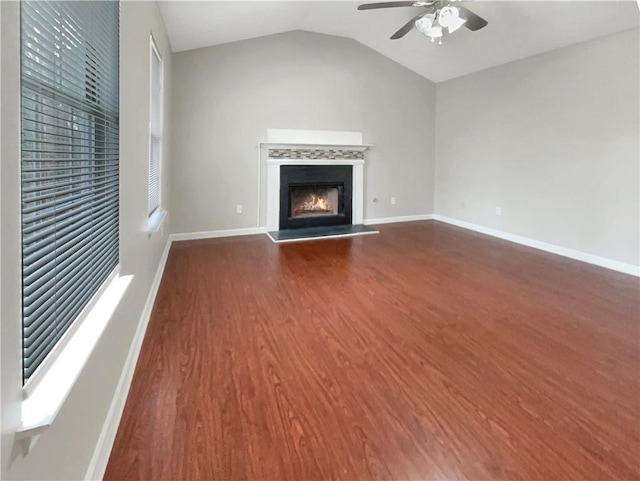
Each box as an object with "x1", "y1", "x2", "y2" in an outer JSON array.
[
  {"x1": 21, "y1": 0, "x2": 120, "y2": 383},
  {"x1": 148, "y1": 38, "x2": 162, "y2": 217}
]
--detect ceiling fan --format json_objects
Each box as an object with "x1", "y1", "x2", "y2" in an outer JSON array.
[{"x1": 357, "y1": 0, "x2": 488, "y2": 44}]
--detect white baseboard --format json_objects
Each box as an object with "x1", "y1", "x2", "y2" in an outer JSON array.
[
  {"x1": 85, "y1": 238, "x2": 173, "y2": 481},
  {"x1": 170, "y1": 226, "x2": 267, "y2": 242},
  {"x1": 363, "y1": 214, "x2": 434, "y2": 226},
  {"x1": 433, "y1": 215, "x2": 640, "y2": 277}
]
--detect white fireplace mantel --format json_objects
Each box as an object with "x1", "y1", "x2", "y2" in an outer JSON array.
[
  {"x1": 267, "y1": 157, "x2": 365, "y2": 166},
  {"x1": 261, "y1": 142, "x2": 372, "y2": 156},
  {"x1": 260, "y1": 130, "x2": 371, "y2": 232}
]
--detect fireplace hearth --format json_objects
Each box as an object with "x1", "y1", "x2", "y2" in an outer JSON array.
[{"x1": 280, "y1": 165, "x2": 352, "y2": 230}]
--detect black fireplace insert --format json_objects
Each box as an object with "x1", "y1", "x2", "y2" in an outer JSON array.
[{"x1": 280, "y1": 165, "x2": 352, "y2": 230}]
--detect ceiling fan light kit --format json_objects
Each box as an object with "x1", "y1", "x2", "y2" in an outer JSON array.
[
  {"x1": 358, "y1": 0, "x2": 488, "y2": 44},
  {"x1": 427, "y1": 26, "x2": 443, "y2": 43},
  {"x1": 414, "y1": 14, "x2": 434, "y2": 34},
  {"x1": 437, "y1": 6, "x2": 466, "y2": 33},
  {"x1": 415, "y1": 7, "x2": 463, "y2": 42}
]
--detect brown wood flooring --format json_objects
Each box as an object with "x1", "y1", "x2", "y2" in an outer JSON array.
[{"x1": 104, "y1": 221, "x2": 640, "y2": 480}]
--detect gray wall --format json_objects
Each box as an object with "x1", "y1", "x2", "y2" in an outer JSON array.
[
  {"x1": 435, "y1": 28, "x2": 640, "y2": 266},
  {"x1": 1, "y1": 2, "x2": 173, "y2": 479},
  {"x1": 170, "y1": 30, "x2": 436, "y2": 233}
]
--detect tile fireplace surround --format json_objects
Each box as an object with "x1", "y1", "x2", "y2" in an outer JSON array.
[{"x1": 261, "y1": 129, "x2": 371, "y2": 233}]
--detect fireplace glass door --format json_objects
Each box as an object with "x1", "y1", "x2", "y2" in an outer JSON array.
[
  {"x1": 290, "y1": 186, "x2": 340, "y2": 219},
  {"x1": 279, "y1": 165, "x2": 352, "y2": 230}
]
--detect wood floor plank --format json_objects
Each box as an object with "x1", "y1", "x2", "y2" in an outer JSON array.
[{"x1": 104, "y1": 221, "x2": 640, "y2": 480}]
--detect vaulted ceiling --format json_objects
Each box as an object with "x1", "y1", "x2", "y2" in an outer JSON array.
[{"x1": 158, "y1": 1, "x2": 639, "y2": 82}]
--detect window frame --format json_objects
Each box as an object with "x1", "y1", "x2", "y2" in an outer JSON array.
[
  {"x1": 19, "y1": 0, "x2": 121, "y2": 390},
  {"x1": 147, "y1": 35, "x2": 164, "y2": 230}
]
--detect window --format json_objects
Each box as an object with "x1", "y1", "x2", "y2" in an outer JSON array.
[
  {"x1": 20, "y1": 1, "x2": 120, "y2": 384},
  {"x1": 148, "y1": 37, "x2": 163, "y2": 219}
]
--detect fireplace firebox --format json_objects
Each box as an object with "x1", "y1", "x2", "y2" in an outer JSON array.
[
  {"x1": 280, "y1": 165, "x2": 352, "y2": 230},
  {"x1": 290, "y1": 186, "x2": 340, "y2": 218}
]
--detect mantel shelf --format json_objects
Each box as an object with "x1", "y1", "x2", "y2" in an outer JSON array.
[
  {"x1": 266, "y1": 158, "x2": 365, "y2": 166},
  {"x1": 259, "y1": 142, "x2": 372, "y2": 152}
]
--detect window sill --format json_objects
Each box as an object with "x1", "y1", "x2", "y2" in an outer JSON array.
[
  {"x1": 148, "y1": 209, "x2": 167, "y2": 236},
  {"x1": 17, "y1": 271, "x2": 133, "y2": 450}
]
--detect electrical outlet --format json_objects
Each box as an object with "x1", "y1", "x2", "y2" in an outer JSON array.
[
  {"x1": 391, "y1": 197, "x2": 397, "y2": 205},
  {"x1": 236, "y1": 204, "x2": 243, "y2": 214},
  {"x1": 495, "y1": 206, "x2": 502, "y2": 216}
]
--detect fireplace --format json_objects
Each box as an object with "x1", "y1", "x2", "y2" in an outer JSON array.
[
  {"x1": 263, "y1": 129, "x2": 369, "y2": 233},
  {"x1": 280, "y1": 165, "x2": 352, "y2": 230}
]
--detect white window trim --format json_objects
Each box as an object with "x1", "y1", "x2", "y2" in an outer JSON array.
[
  {"x1": 148, "y1": 35, "x2": 166, "y2": 232},
  {"x1": 148, "y1": 208, "x2": 167, "y2": 234},
  {"x1": 18, "y1": 270, "x2": 133, "y2": 447},
  {"x1": 16, "y1": 0, "x2": 126, "y2": 451}
]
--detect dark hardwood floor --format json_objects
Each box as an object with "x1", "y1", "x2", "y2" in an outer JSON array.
[{"x1": 104, "y1": 221, "x2": 640, "y2": 480}]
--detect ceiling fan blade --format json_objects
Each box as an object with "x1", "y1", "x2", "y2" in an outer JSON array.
[
  {"x1": 458, "y1": 6, "x2": 488, "y2": 31},
  {"x1": 358, "y1": 2, "x2": 419, "y2": 10},
  {"x1": 390, "y1": 11, "x2": 430, "y2": 39}
]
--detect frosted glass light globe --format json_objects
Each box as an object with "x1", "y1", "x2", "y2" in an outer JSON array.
[
  {"x1": 438, "y1": 6, "x2": 459, "y2": 27},
  {"x1": 415, "y1": 14, "x2": 435, "y2": 35}
]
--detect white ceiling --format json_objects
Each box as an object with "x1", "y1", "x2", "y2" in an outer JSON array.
[{"x1": 158, "y1": 1, "x2": 639, "y2": 82}]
